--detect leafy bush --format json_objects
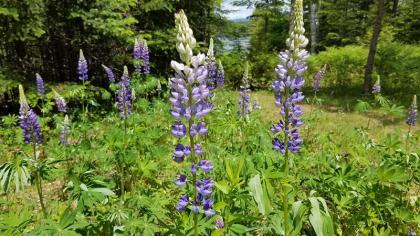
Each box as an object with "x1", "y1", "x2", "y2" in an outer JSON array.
[
  {"x1": 308, "y1": 43, "x2": 420, "y2": 99},
  {"x1": 307, "y1": 45, "x2": 367, "y2": 91}
]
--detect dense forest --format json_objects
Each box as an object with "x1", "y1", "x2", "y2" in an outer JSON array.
[
  {"x1": 0, "y1": 0, "x2": 419, "y2": 235},
  {"x1": 1, "y1": 0, "x2": 419, "y2": 102}
]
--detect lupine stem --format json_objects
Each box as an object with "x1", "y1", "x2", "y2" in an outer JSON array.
[
  {"x1": 187, "y1": 82, "x2": 198, "y2": 236},
  {"x1": 283, "y1": 87, "x2": 290, "y2": 236},
  {"x1": 33, "y1": 144, "x2": 46, "y2": 217},
  {"x1": 41, "y1": 99, "x2": 45, "y2": 118},
  {"x1": 82, "y1": 80, "x2": 86, "y2": 114},
  {"x1": 121, "y1": 116, "x2": 128, "y2": 201},
  {"x1": 406, "y1": 125, "x2": 411, "y2": 153}
]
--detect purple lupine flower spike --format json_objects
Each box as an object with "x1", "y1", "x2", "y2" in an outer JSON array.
[
  {"x1": 252, "y1": 99, "x2": 261, "y2": 110},
  {"x1": 170, "y1": 10, "x2": 215, "y2": 217},
  {"x1": 78, "y1": 49, "x2": 88, "y2": 81},
  {"x1": 216, "y1": 60, "x2": 224, "y2": 87},
  {"x1": 53, "y1": 89, "x2": 67, "y2": 113},
  {"x1": 35, "y1": 73, "x2": 45, "y2": 99},
  {"x1": 133, "y1": 38, "x2": 142, "y2": 74},
  {"x1": 142, "y1": 40, "x2": 150, "y2": 74},
  {"x1": 406, "y1": 95, "x2": 417, "y2": 126},
  {"x1": 18, "y1": 85, "x2": 43, "y2": 145},
  {"x1": 206, "y1": 38, "x2": 217, "y2": 91},
  {"x1": 117, "y1": 66, "x2": 131, "y2": 119},
  {"x1": 313, "y1": 64, "x2": 327, "y2": 92},
  {"x1": 176, "y1": 194, "x2": 189, "y2": 211},
  {"x1": 215, "y1": 217, "x2": 224, "y2": 230},
  {"x1": 60, "y1": 115, "x2": 70, "y2": 145},
  {"x1": 372, "y1": 77, "x2": 381, "y2": 94},
  {"x1": 133, "y1": 38, "x2": 150, "y2": 74},
  {"x1": 102, "y1": 65, "x2": 115, "y2": 83},
  {"x1": 238, "y1": 62, "x2": 251, "y2": 117},
  {"x1": 271, "y1": 0, "x2": 308, "y2": 155}
]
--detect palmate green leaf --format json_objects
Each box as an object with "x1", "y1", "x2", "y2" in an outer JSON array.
[
  {"x1": 375, "y1": 95, "x2": 390, "y2": 107},
  {"x1": 0, "y1": 158, "x2": 30, "y2": 193},
  {"x1": 374, "y1": 165, "x2": 409, "y2": 184},
  {"x1": 1, "y1": 115, "x2": 17, "y2": 126},
  {"x1": 230, "y1": 224, "x2": 253, "y2": 234},
  {"x1": 373, "y1": 227, "x2": 391, "y2": 236},
  {"x1": 25, "y1": 219, "x2": 80, "y2": 236},
  {"x1": 0, "y1": 209, "x2": 32, "y2": 235},
  {"x1": 379, "y1": 103, "x2": 405, "y2": 118},
  {"x1": 355, "y1": 100, "x2": 371, "y2": 113}
]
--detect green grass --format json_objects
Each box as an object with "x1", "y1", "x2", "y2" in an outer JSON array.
[{"x1": 254, "y1": 90, "x2": 419, "y2": 144}]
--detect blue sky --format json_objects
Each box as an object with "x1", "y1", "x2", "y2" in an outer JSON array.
[{"x1": 222, "y1": 0, "x2": 254, "y2": 20}]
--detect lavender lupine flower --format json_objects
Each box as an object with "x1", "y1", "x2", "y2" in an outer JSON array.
[
  {"x1": 238, "y1": 62, "x2": 251, "y2": 117},
  {"x1": 172, "y1": 121, "x2": 187, "y2": 138},
  {"x1": 206, "y1": 38, "x2": 218, "y2": 91},
  {"x1": 170, "y1": 10, "x2": 215, "y2": 217},
  {"x1": 117, "y1": 66, "x2": 131, "y2": 119},
  {"x1": 176, "y1": 174, "x2": 187, "y2": 186},
  {"x1": 35, "y1": 73, "x2": 45, "y2": 99},
  {"x1": 203, "y1": 199, "x2": 215, "y2": 216},
  {"x1": 18, "y1": 85, "x2": 43, "y2": 144},
  {"x1": 53, "y1": 90, "x2": 67, "y2": 113},
  {"x1": 176, "y1": 194, "x2": 189, "y2": 211},
  {"x1": 78, "y1": 49, "x2": 88, "y2": 81},
  {"x1": 252, "y1": 100, "x2": 261, "y2": 110},
  {"x1": 133, "y1": 38, "x2": 150, "y2": 74},
  {"x1": 409, "y1": 228, "x2": 416, "y2": 236},
  {"x1": 198, "y1": 160, "x2": 213, "y2": 172},
  {"x1": 406, "y1": 95, "x2": 417, "y2": 126},
  {"x1": 142, "y1": 40, "x2": 150, "y2": 74},
  {"x1": 313, "y1": 64, "x2": 327, "y2": 92},
  {"x1": 215, "y1": 217, "x2": 224, "y2": 230},
  {"x1": 271, "y1": 0, "x2": 308, "y2": 156},
  {"x1": 102, "y1": 65, "x2": 115, "y2": 83},
  {"x1": 133, "y1": 38, "x2": 142, "y2": 73},
  {"x1": 372, "y1": 77, "x2": 381, "y2": 94},
  {"x1": 190, "y1": 122, "x2": 208, "y2": 136},
  {"x1": 60, "y1": 115, "x2": 70, "y2": 145},
  {"x1": 216, "y1": 60, "x2": 224, "y2": 87}
]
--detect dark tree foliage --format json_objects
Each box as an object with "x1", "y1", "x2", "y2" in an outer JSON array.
[
  {"x1": 233, "y1": 0, "x2": 289, "y2": 89},
  {"x1": 0, "y1": 0, "x2": 224, "y2": 89}
]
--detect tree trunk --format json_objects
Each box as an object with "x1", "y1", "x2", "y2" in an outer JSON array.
[
  {"x1": 392, "y1": 0, "x2": 399, "y2": 16},
  {"x1": 310, "y1": 0, "x2": 319, "y2": 53},
  {"x1": 363, "y1": 0, "x2": 385, "y2": 94},
  {"x1": 264, "y1": 0, "x2": 269, "y2": 36}
]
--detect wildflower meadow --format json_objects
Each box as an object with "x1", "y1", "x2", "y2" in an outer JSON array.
[{"x1": 0, "y1": 0, "x2": 419, "y2": 235}]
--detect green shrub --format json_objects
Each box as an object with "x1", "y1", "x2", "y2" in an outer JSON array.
[
  {"x1": 308, "y1": 43, "x2": 420, "y2": 99},
  {"x1": 248, "y1": 52, "x2": 279, "y2": 89},
  {"x1": 307, "y1": 45, "x2": 367, "y2": 91}
]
